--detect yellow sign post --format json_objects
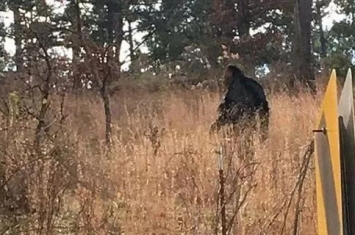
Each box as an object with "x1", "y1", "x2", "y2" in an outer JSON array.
[{"x1": 314, "y1": 70, "x2": 342, "y2": 235}]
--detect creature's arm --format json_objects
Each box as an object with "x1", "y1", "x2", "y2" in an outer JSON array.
[
  {"x1": 216, "y1": 96, "x2": 237, "y2": 125},
  {"x1": 209, "y1": 102, "x2": 227, "y2": 133},
  {"x1": 245, "y1": 80, "x2": 269, "y2": 110}
]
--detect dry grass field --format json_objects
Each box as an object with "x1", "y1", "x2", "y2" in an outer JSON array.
[{"x1": 1, "y1": 81, "x2": 326, "y2": 234}]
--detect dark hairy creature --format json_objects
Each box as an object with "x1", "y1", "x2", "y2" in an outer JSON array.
[{"x1": 210, "y1": 65, "x2": 270, "y2": 138}]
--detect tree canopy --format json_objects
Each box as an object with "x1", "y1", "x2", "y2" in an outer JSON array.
[{"x1": 0, "y1": 0, "x2": 353, "y2": 82}]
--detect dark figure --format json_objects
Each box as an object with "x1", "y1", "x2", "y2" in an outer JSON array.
[{"x1": 210, "y1": 65, "x2": 270, "y2": 137}]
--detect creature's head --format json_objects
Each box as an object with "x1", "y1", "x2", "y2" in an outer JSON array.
[{"x1": 223, "y1": 64, "x2": 245, "y2": 88}]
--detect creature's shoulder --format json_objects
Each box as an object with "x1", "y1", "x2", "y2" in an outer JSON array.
[
  {"x1": 242, "y1": 77, "x2": 268, "y2": 102},
  {"x1": 245, "y1": 76, "x2": 262, "y2": 87},
  {"x1": 243, "y1": 77, "x2": 265, "y2": 92}
]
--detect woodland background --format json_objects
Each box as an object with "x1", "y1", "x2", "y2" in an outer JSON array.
[{"x1": 0, "y1": 0, "x2": 353, "y2": 234}]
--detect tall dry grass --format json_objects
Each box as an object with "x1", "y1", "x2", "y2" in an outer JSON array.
[{"x1": 1, "y1": 84, "x2": 324, "y2": 234}]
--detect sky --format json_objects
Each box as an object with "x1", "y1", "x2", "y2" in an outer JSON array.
[{"x1": 0, "y1": 1, "x2": 347, "y2": 71}]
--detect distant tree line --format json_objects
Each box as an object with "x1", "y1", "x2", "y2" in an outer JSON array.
[{"x1": 0, "y1": 0, "x2": 354, "y2": 89}]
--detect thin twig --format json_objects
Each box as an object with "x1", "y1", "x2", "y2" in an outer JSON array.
[
  {"x1": 291, "y1": 140, "x2": 314, "y2": 235},
  {"x1": 263, "y1": 140, "x2": 314, "y2": 233}
]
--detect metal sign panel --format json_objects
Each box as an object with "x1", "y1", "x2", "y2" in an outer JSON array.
[
  {"x1": 338, "y1": 68, "x2": 355, "y2": 235},
  {"x1": 314, "y1": 69, "x2": 343, "y2": 235}
]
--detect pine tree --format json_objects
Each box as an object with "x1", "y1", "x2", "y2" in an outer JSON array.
[
  {"x1": 2, "y1": 0, "x2": 58, "y2": 72},
  {"x1": 324, "y1": 0, "x2": 355, "y2": 77}
]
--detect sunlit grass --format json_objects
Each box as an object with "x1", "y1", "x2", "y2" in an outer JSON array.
[{"x1": 62, "y1": 86, "x2": 321, "y2": 234}]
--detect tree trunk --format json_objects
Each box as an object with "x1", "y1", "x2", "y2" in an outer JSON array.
[
  {"x1": 12, "y1": 7, "x2": 23, "y2": 72},
  {"x1": 72, "y1": 10, "x2": 81, "y2": 90},
  {"x1": 72, "y1": 47, "x2": 81, "y2": 90},
  {"x1": 102, "y1": 79, "x2": 112, "y2": 148},
  {"x1": 128, "y1": 20, "x2": 137, "y2": 74},
  {"x1": 291, "y1": 0, "x2": 316, "y2": 93},
  {"x1": 316, "y1": 1, "x2": 329, "y2": 79},
  {"x1": 114, "y1": 13, "x2": 123, "y2": 76},
  {"x1": 107, "y1": 2, "x2": 115, "y2": 44},
  {"x1": 315, "y1": 1, "x2": 327, "y2": 58},
  {"x1": 236, "y1": 0, "x2": 255, "y2": 77},
  {"x1": 71, "y1": 0, "x2": 82, "y2": 90},
  {"x1": 75, "y1": 0, "x2": 113, "y2": 148}
]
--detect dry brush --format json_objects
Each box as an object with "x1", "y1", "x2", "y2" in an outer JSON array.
[{"x1": 0, "y1": 79, "x2": 323, "y2": 234}]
